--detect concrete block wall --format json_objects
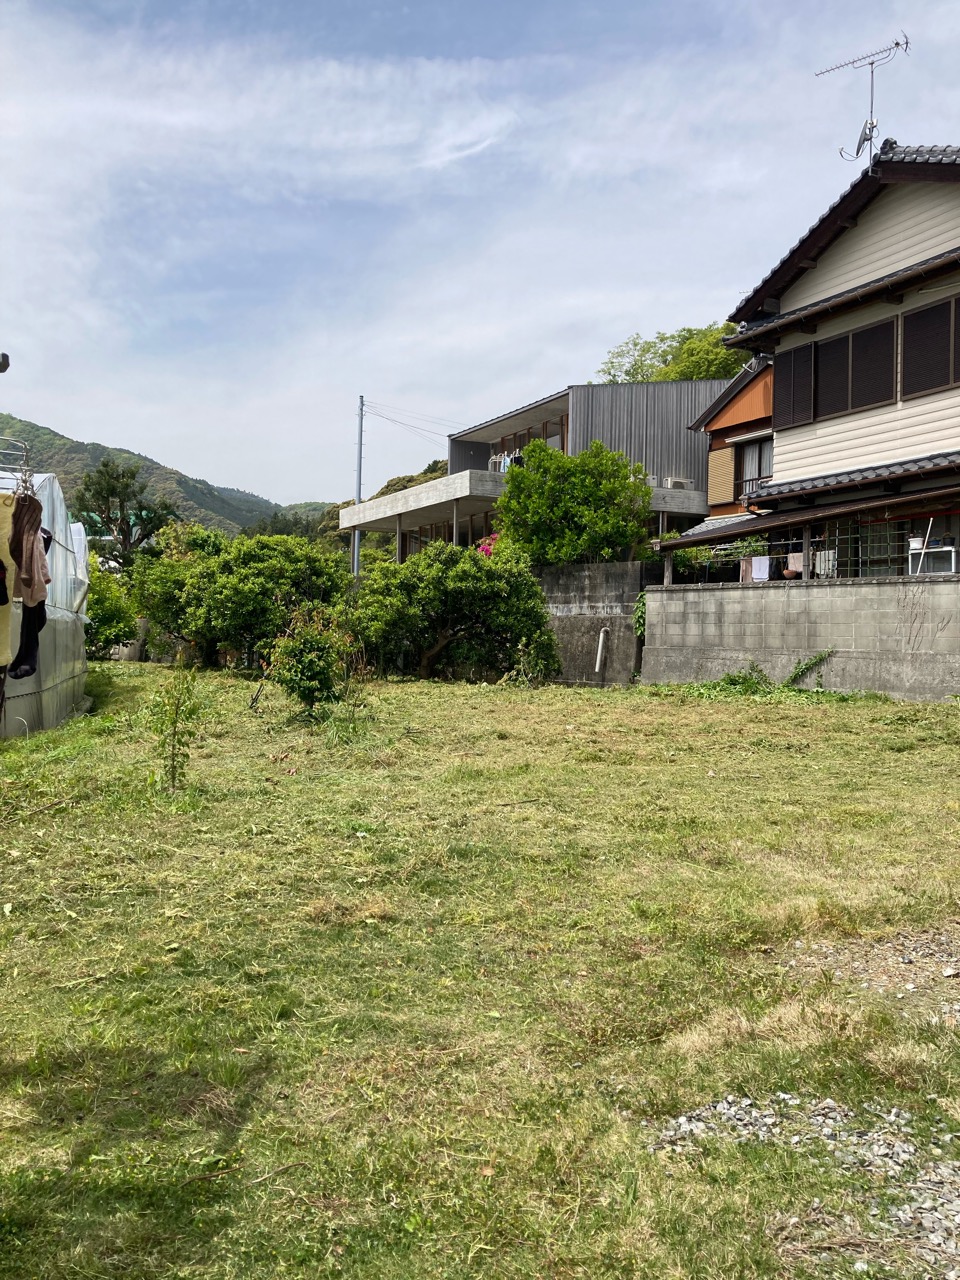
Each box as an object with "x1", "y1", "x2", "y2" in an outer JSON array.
[
  {"x1": 537, "y1": 562, "x2": 650, "y2": 685},
  {"x1": 641, "y1": 575, "x2": 960, "y2": 701}
]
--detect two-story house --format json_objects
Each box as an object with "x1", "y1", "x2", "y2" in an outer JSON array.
[
  {"x1": 669, "y1": 140, "x2": 960, "y2": 579},
  {"x1": 341, "y1": 380, "x2": 728, "y2": 561}
]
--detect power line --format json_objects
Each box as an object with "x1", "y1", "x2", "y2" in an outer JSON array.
[
  {"x1": 364, "y1": 400, "x2": 469, "y2": 430},
  {"x1": 363, "y1": 407, "x2": 448, "y2": 446}
]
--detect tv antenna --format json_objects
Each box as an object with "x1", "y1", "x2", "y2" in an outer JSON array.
[{"x1": 816, "y1": 33, "x2": 909, "y2": 163}]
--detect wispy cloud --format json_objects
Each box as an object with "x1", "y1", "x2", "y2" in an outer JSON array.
[{"x1": 1, "y1": 0, "x2": 959, "y2": 501}]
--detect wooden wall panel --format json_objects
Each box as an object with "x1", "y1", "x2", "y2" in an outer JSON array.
[
  {"x1": 707, "y1": 446, "x2": 736, "y2": 505},
  {"x1": 709, "y1": 367, "x2": 772, "y2": 432}
]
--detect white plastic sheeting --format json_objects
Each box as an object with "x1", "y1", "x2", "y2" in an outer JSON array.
[{"x1": 1, "y1": 472, "x2": 88, "y2": 738}]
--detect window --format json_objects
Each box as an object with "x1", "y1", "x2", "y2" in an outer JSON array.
[
  {"x1": 902, "y1": 300, "x2": 952, "y2": 398},
  {"x1": 815, "y1": 335, "x2": 850, "y2": 417},
  {"x1": 778, "y1": 319, "x2": 897, "y2": 424},
  {"x1": 772, "y1": 345, "x2": 813, "y2": 428},
  {"x1": 808, "y1": 319, "x2": 897, "y2": 419},
  {"x1": 850, "y1": 319, "x2": 896, "y2": 409},
  {"x1": 735, "y1": 436, "x2": 773, "y2": 499}
]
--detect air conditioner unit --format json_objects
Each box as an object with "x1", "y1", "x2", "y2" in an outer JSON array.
[{"x1": 663, "y1": 476, "x2": 692, "y2": 490}]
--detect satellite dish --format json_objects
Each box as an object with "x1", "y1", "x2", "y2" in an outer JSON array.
[{"x1": 855, "y1": 118, "x2": 876, "y2": 157}]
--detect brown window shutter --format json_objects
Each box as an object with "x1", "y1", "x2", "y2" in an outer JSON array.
[
  {"x1": 772, "y1": 351, "x2": 794, "y2": 427},
  {"x1": 954, "y1": 298, "x2": 960, "y2": 384},
  {"x1": 707, "y1": 446, "x2": 735, "y2": 506},
  {"x1": 851, "y1": 319, "x2": 896, "y2": 409},
  {"x1": 815, "y1": 335, "x2": 850, "y2": 417},
  {"x1": 791, "y1": 344, "x2": 813, "y2": 425},
  {"x1": 902, "y1": 301, "x2": 951, "y2": 397}
]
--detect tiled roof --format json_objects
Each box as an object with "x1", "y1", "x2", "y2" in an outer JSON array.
[
  {"x1": 729, "y1": 243, "x2": 960, "y2": 346},
  {"x1": 743, "y1": 451, "x2": 960, "y2": 502},
  {"x1": 663, "y1": 482, "x2": 960, "y2": 550},
  {"x1": 679, "y1": 514, "x2": 756, "y2": 538},
  {"x1": 729, "y1": 141, "x2": 960, "y2": 326},
  {"x1": 878, "y1": 140, "x2": 960, "y2": 164}
]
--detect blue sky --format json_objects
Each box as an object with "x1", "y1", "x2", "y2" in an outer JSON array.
[{"x1": 1, "y1": 1, "x2": 958, "y2": 503}]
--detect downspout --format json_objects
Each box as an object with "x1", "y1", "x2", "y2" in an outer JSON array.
[{"x1": 595, "y1": 626, "x2": 610, "y2": 677}]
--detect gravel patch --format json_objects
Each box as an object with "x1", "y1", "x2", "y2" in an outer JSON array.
[
  {"x1": 782, "y1": 928, "x2": 960, "y2": 1015},
  {"x1": 650, "y1": 1093, "x2": 960, "y2": 1275}
]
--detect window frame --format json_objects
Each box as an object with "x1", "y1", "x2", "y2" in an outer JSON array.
[
  {"x1": 900, "y1": 296, "x2": 956, "y2": 402},
  {"x1": 796, "y1": 315, "x2": 899, "y2": 426},
  {"x1": 733, "y1": 432, "x2": 774, "y2": 500}
]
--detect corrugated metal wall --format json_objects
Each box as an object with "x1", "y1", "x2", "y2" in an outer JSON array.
[
  {"x1": 568, "y1": 381, "x2": 726, "y2": 487},
  {"x1": 448, "y1": 437, "x2": 493, "y2": 474}
]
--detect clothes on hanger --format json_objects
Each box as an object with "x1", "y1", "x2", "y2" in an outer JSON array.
[
  {"x1": 0, "y1": 492, "x2": 14, "y2": 670},
  {"x1": 0, "y1": 491, "x2": 14, "y2": 719},
  {"x1": 11, "y1": 493, "x2": 50, "y2": 607}
]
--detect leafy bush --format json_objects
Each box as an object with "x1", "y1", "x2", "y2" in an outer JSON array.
[
  {"x1": 133, "y1": 527, "x2": 350, "y2": 667},
  {"x1": 84, "y1": 555, "x2": 138, "y2": 659},
  {"x1": 495, "y1": 439, "x2": 652, "y2": 566},
  {"x1": 269, "y1": 609, "x2": 355, "y2": 713},
  {"x1": 348, "y1": 539, "x2": 560, "y2": 681},
  {"x1": 132, "y1": 523, "x2": 228, "y2": 664},
  {"x1": 633, "y1": 590, "x2": 646, "y2": 641}
]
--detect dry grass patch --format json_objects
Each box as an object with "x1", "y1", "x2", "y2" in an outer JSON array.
[{"x1": 304, "y1": 894, "x2": 398, "y2": 926}]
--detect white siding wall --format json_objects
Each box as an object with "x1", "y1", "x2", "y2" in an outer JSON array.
[
  {"x1": 772, "y1": 277, "x2": 960, "y2": 483},
  {"x1": 781, "y1": 184, "x2": 960, "y2": 311},
  {"x1": 774, "y1": 384, "x2": 960, "y2": 482}
]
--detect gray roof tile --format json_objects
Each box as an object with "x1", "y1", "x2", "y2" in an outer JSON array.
[
  {"x1": 743, "y1": 450, "x2": 960, "y2": 501},
  {"x1": 730, "y1": 142, "x2": 960, "y2": 326},
  {"x1": 879, "y1": 141, "x2": 960, "y2": 163}
]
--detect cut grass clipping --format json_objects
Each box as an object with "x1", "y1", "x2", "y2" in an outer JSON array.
[{"x1": 2, "y1": 663, "x2": 960, "y2": 1277}]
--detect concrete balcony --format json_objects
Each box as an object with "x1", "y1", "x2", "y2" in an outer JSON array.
[{"x1": 339, "y1": 469, "x2": 504, "y2": 535}]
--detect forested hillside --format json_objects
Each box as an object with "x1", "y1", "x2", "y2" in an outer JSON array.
[
  {"x1": 0, "y1": 412, "x2": 281, "y2": 535},
  {"x1": 1, "y1": 410, "x2": 446, "y2": 540}
]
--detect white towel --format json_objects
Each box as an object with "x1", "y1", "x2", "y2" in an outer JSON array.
[
  {"x1": 787, "y1": 552, "x2": 804, "y2": 572},
  {"x1": 752, "y1": 556, "x2": 770, "y2": 581}
]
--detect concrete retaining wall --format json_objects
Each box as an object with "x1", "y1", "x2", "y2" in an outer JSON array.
[
  {"x1": 537, "y1": 563, "x2": 648, "y2": 685},
  {"x1": 641, "y1": 575, "x2": 960, "y2": 701}
]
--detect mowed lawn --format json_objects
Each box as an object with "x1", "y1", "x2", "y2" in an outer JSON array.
[{"x1": 2, "y1": 666, "x2": 960, "y2": 1279}]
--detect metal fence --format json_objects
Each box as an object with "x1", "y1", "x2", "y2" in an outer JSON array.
[{"x1": 670, "y1": 509, "x2": 960, "y2": 584}]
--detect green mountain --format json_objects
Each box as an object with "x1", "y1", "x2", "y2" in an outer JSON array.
[{"x1": 0, "y1": 412, "x2": 282, "y2": 535}]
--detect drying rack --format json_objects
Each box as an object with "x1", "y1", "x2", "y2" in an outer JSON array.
[{"x1": 0, "y1": 436, "x2": 34, "y2": 495}]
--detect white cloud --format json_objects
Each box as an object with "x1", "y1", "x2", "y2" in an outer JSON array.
[{"x1": 2, "y1": 0, "x2": 960, "y2": 502}]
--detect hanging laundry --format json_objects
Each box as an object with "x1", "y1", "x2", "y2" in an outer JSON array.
[
  {"x1": 0, "y1": 491, "x2": 14, "y2": 719},
  {"x1": 739, "y1": 558, "x2": 753, "y2": 583},
  {"x1": 9, "y1": 601, "x2": 46, "y2": 681},
  {"x1": 0, "y1": 492, "x2": 14, "y2": 668},
  {"x1": 752, "y1": 556, "x2": 770, "y2": 581},
  {"x1": 9, "y1": 496, "x2": 52, "y2": 683},
  {"x1": 787, "y1": 552, "x2": 804, "y2": 573},
  {"x1": 10, "y1": 494, "x2": 50, "y2": 607}
]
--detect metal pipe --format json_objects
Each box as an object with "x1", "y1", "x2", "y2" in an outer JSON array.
[
  {"x1": 594, "y1": 626, "x2": 610, "y2": 675},
  {"x1": 351, "y1": 394, "x2": 364, "y2": 577}
]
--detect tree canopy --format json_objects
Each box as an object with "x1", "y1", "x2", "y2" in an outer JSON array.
[
  {"x1": 132, "y1": 524, "x2": 349, "y2": 666},
  {"x1": 349, "y1": 540, "x2": 559, "y2": 680},
  {"x1": 72, "y1": 457, "x2": 180, "y2": 569},
  {"x1": 84, "y1": 554, "x2": 138, "y2": 658},
  {"x1": 596, "y1": 322, "x2": 749, "y2": 384},
  {"x1": 494, "y1": 439, "x2": 652, "y2": 566}
]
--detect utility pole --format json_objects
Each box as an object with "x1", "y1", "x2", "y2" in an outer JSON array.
[{"x1": 351, "y1": 394, "x2": 364, "y2": 577}]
